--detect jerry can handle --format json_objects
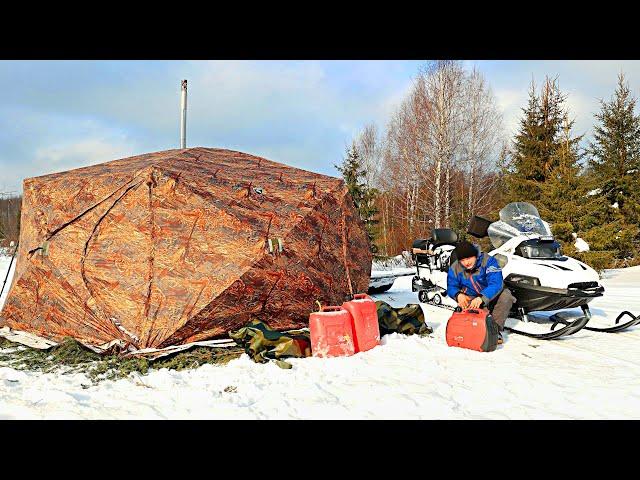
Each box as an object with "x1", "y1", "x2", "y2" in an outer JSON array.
[
  {"x1": 352, "y1": 293, "x2": 370, "y2": 300},
  {"x1": 466, "y1": 309, "x2": 479, "y2": 314},
  {"x1": 320, "y1": 306, "x2": 343, "y2": 312}
]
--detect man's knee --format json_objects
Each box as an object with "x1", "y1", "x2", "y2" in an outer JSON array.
[
  {"x1": 497, "y1": 288, "x2": 516, "y2": 305},
  {"x1": 488, "y1": 288, "x2": 515, "y2": 328},
  {"x1": 488, "y1": 288, "x2": 516, "y2": 314}
]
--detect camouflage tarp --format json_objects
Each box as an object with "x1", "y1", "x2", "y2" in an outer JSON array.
[
  {"x1": 229, "y1": 319, "x2": 312, "y2": 369},
  {"x1": 0, "y1": 147, "x2": 372, "y2": 350}
]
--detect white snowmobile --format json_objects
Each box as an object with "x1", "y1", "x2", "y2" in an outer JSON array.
[{"x1": 412, "y1": 202, "x2": 640, "y2": 340}]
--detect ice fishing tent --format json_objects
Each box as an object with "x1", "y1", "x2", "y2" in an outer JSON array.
[{"x1": 0, "y1": 148, "x2": 372, "y2": 351}]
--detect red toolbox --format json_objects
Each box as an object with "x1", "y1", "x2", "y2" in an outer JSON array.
[
  {"x1": 342, "y1": 293, "x2": 380, "y2": 353},
  {"x1": 309, "y1": 306, "x2": 356, "y2": 358},
  {"x1": 445, "y1": 308, "x2": 499, "y2": 352}
]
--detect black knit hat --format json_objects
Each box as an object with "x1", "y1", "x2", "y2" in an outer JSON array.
[{"x1": 455, "y1": 241, "x2": 477, "y2": 261}]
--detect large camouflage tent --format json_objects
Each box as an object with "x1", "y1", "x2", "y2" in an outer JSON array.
[{"x1": 0, "y1": 147, "x2": 372, "y2": 351}]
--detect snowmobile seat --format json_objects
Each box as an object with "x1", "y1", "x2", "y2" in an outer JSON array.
[
  {"x1": 412, "y1": 238, "x2": 430, "y2": 250},
  {"x1": 431, "y1": 228, "x2": 458, "y2": 247},
  {"x1": 412, "y1": 238, "x2": 431, "y2": 265}
]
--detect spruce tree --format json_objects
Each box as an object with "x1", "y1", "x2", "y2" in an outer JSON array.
[
  {"x1": 584, "y1": 73, "x2": 640, "y2": 263},
  {"x1": 503, "y1": 81, "x2": 543, "y2": 202},
  {"x1": 504, "y1": 78, "x2": 568, "y2": 204},
  {"x1": 538, "y1": 115, "x2": 585, "y2": 229},
  {"x1": 335, "y1": 143, "x2": 380, "y2": 253},
  {"x1": 502, "y1": 77, "x2": 611, "y2": 263},
  {"x1": 588, "y1": 73, "x2": 640, "y2": 227}
]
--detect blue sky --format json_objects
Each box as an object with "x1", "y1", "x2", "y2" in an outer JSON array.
[{"x1": 1, "y1": 60, "x2": 640, "y2": 193}]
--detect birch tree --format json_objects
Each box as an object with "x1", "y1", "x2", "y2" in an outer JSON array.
[
  {"x1": 417, "y1": 60, "x2": 467, "y2": 228},
  {"x1": 364, "y1": 62, "x2": 505, "y2": 255},
  {"x1": 460, "y1": 67, "x2": 503, "y2": 217}
]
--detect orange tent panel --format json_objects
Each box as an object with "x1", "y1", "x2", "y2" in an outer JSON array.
[{"x1": 0, "y1": 148, "x2": 372, "y2": 349}]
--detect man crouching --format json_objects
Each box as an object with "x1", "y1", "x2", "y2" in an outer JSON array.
[{"x1": 446, "y1": 240, "x2": 516, "y2": 344}]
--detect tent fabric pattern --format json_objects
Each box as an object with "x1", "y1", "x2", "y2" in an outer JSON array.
[{"x1": 0, "y1": 147, "x2": 372, "y2": 350}]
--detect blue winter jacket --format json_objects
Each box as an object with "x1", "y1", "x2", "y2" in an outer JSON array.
[{"x1": 446, "y1": 246, "x2": 504, "y2": 306}]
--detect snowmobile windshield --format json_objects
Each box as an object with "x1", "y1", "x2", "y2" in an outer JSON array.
[
  {"x1": 515, "y1": 239, "x2": 563, "y2": 259},
  {"x1": 499, "y1": 202, "x2": 552, "y2": 236},
  {"x1": 487, "y1": 221, "x2": 521, "y2": 248},
  {"x1": 488, "y1": 202, "x2": 552, "y2": 248}
]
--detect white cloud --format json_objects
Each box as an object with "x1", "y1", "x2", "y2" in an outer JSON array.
[
  {"x1": 560, "y1": 60, "x2": 640, "y2": 89},
  {"x1": 33, "y1": 136, "x2": 139, "y2": 177},
  {"x1": 483, "y1": 60, "x2": 640, "y2": 146},
  {"x1": 1, "y1": 61, "x2": 423, "y2": 193},
  {"x1": 564, "y1": 90, "x2": 595, "y2": 138},
  {"x1": 8, "y1": 60, "x2": 640, "y2": 194},
  {"x1": 493, "y1": 87, "x2": 527, "y2": 137}
]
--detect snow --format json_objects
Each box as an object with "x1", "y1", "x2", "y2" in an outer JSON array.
[
  {"x1": 587, "y1": 188, "x2": 602, "y2": 196},
  {"x1": 370, "y1": 268, "x2": 414, "y2": 280},
  {"x1": 0, "y1": 254, "x2": 15, "y2": 310},
  {"x1": 612, "y1": 202, "x2": 619, "y2": 209},
  {"x1": 372, "y1": 254, "x2": 411, "y2": 271},
  {"x1": 1, "y1": 256, "x2": 640, "y2": 419},
  {"x1": 370, "y1": 253, "x2": 414, "y2": 281},
  {"x1": 574, "y1": 237, "x2": 590, "y2": 252}
]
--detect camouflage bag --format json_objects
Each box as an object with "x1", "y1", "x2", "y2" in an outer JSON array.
[
  {"x1": 375, "y1": 301, "x2": 433, "y2": 337},
  {"x1": 229, "y1": 319, "x2": 312, "y2": 369}
]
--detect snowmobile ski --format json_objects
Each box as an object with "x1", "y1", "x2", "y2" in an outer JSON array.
[
  {"x1": 540, "y1": 305, "x2": 640, "y2": 334},
  {"x1": 504, "y1": 313, "x2": 590, "y2": 340},
  {"x1": 583, "y1": 310, "x2": 640, "y2": 333}
]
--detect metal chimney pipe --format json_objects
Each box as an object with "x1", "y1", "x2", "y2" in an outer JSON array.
[{"x1": 180, "y1": 79, "x2": 187, "y2": 149}]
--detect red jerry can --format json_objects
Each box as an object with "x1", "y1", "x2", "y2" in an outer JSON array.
[
  {"x1": 445, "y1": 308, "x2": 499, "y2": 352},
  {"x1": 342, "y1": 293, "x2": 380, "y2": 353},
  {"x1": 309, "y1": 306, "x2": 356, "y2": 358}
]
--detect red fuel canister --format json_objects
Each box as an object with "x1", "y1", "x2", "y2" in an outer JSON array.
[
  {"x1": 342, "y1": 293, "x2": 380, "y2": 353},
  {"x1": 309, "y1": 306, "x2": 356, "y2": 358}
]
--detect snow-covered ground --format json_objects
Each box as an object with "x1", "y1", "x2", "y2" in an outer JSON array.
[{"x1": 1, "y1": 254, "x2": 640, "y2": 419}]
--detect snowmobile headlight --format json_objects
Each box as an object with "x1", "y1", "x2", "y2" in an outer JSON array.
[{"x1": 506, "y1": 274, "x2": 541, "y2": 286}]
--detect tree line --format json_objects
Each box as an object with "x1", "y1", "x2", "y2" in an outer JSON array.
[{"x1": 338, "y1": 61, "x2": 640, "y2": 270}]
